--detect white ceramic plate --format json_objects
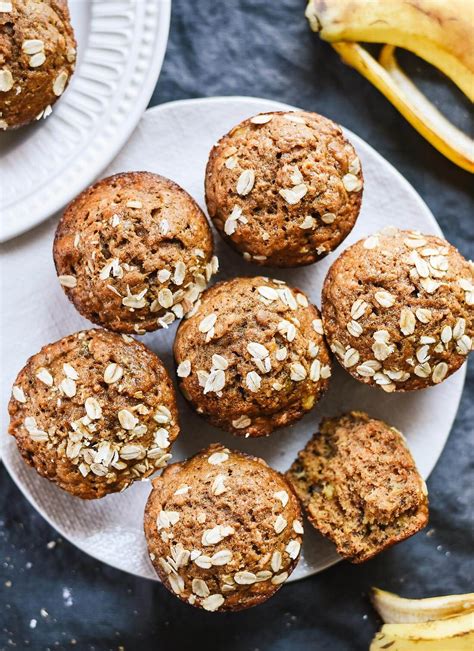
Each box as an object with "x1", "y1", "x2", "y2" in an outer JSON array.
[
  {"x1": 0, "y1": 0, "x2": 171, "y2": 243},
  {"x1": 0, "y1": 97, "x2": 466, "y2": 583}
]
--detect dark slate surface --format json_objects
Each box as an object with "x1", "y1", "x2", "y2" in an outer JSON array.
[{"x1": 1, "y1": 1, "x2": 473, "y2": 649}]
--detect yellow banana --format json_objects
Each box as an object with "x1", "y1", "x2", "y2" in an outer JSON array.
[
  {"x1": 305, "y1": 0, "x2": 474, "y2": 172},
  {"x1": 371, "y1": 587, "x2": 474, "y2": 624},
  {"x1": 370, "y1": 612, "x2": 474, "y2": 650}
]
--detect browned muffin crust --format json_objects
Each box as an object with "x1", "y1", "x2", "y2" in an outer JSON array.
[
  {"x1": 8, "y1": 329, "x2": 180, "y2": 499},
  {"x1": 0, "y1": 0, "x2": 76, "y2": 130},
  {"x1": 287, "y1": 411, "x2": 429, "y2": 563},
  {"x1": 174, "y1": 276, "x2": 332, "y2": 437},
  {"x1": 322, "y1": 228, "x2": 473, "y2": 391},
  {"x1": 205, "y1": 110, "x2": 363, "y2": 267},
  {"x1": 144, "y1": 444, "x2": 304, "y2": 611},
  {"x1": 53, "y1": 172, "x2": 217, "y2": 334}
]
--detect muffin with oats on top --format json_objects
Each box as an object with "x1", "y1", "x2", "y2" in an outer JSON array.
[
  {"x1": 322, "y1": 228, "x2": 473, "y2": 391},
  {"x1": 205, "y1": 110, "x2": 362, "y2": 267},
  {"x1": 0, "y1": 0, "x2": 76, "y2": 129},
  {"x1": 8, "y1": 329, "x2": 180, "y2": 499},
  {"x1": 53, "y1": 172, "x2": 218, "y2": 335},
  {"x1": 144, "y1": 444, "x2": 304, "y2": 611},
  {"x1": 174, "y1": 276, "x2": 332, "y2": 437}
]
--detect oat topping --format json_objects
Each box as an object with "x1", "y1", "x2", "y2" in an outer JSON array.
[
  {"x1": 232, "y1": 415, "x2": 251, "y2": 429},
  {"x1": 208, "y1": 451, "x2": 229, "y2": 465},
  {"x1": 342, "y1": 173, "x2": 363, "y2": 192},
  {"x1": 58, "y1": 275, "x2": 77, "y2": 288},
  {"x1": 201, "y1": 594, "x2": 225, "y2": 612},
  {"x1": 246, "y1": 371, "x2": 262, "y2": 392},
  {"x1": 29, "y1": 51, "x2": 46, "y2": 68},
  {"x1": 0, "y1": 69, "x2": 13, "y2": 92},
  {"x1": 285, "y1": 540, "x2": 301, "y2": 559},
  {"x1": 12, "y1": 385, "x2": 26, "y2": 403},
  {"x1": 199, "y1": 313, "x2": 217, "y2": 333},
  {"x1": 363, "y1": 235, "x2": 379, "y2": 250},
  {"x1": 103, "y1": 363, "x2": 123, "y2": 384},
  {"x1": 293, "y1": 520, "x2": 304, "y2": 534},
  {"x1": 224, "y1": 205, "x2": 245, "y2": 235},
  {"x1": 374, "y1": 290, "x2": 396, "y2": 308},
  {"x1": 52, "y1": 71, "x2": 68, "y2": 97},
  {"x1": 279, "y1": 183, "x2": 308, "y2": 205},
  {"x1": 236, "y1": 170, "x2": 255, "y2": 196},
  {"x1": 177, "y1": 360, "x2": 191, "y2": 378},
  {"x1": 59, "y1": 377, "x2": 76, "y2": 398},
  {"x1": 283, "y1": 113, "x2": 306, "y2": 124},
  {"x1": 203, "y1": 369, "x2": 226, "y2": 394},
  {"x1": 211, "y1": 474, "x2": 228, "y2": 496},
  {"x1": 250, "y1": 114, "x2": 273, "y2": 125},
  {"x1": 274, "y1": 515, "x2": 288, "y2": 534},
  {"x1": 274, "y1": 490, "x2": 289, "y2": 507}
]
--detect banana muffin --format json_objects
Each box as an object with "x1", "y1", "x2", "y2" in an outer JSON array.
[
  {"x1": 322, "y1": 228, "x2": 473, "y2": 391},
  {"x1": 144, "y1": 444, "x2": 304, "y2": 611},
  {"x1": 205, "y1": 110, "x2": 363, "y2": 267},
  {"x1": 8, "y1": 329, "x2": 179, "y2": 499},
  {"x1": 53, "y1": 172, "x2": 218, "y2": 334},
  {"x1": 0, "y1": 0, "x2": 76, "y2": 130},
  {"x1": 174, "y1": 276, "x2": 332, "y2": 437},
  {"x1": 287, "y1": 412, "x2": 428, "y2": 563}
]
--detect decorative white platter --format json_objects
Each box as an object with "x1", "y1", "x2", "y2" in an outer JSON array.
[
  {"x1": 0, "y1": 96, "x2": 466, "y2": 583},
  {"x1": 0, "y1": 0, "x2": 171, "y2": 242}
]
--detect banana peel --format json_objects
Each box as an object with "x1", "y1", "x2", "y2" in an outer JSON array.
[
  {"x1": 305, "y1": 0, "x2": 474, "y2": 172},
  {"x1": 370, "y1": 612, "x2": 474, "y2": 650},
  {"x1": 370, "y1": 589, "x2": 474, "y2": 650},
  {"x1": 371, "y1": 587, "x2": 474, "y2": 624}
]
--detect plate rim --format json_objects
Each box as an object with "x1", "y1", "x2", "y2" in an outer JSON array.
[
  {"x1": 0, "y1": 0, "x2": 172, "y2": 243},
  {"x1": 1, "y1": 95, "x2": 467, "y2": 583}
]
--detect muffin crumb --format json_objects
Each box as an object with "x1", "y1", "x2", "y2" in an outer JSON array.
[{"x1": 287, "y1": 411, "x2": 429, "y2": 562}]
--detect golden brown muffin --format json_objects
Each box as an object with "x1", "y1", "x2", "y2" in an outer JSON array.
[
  {"x1": 0, "y1": 0, "x2": 76, "y2": 130},
  {"x1": 174, "y1": 276, "x2": 332, "y2": 437},
  {"x1": 53, "y1": 172, "x2": 218, "y2": 334},
  {"x1": 144, "y1": 444, "x2": 304, "y2": 611},
  {"x1": 8, "y1": 329, "x2": 180, "y2": 499},
  {"x1": 322, "y1": 228, "x2": 473, "y2": 391},
  {"x1": 287, "y1": 412, "x2": 429, "y2": 563},
  {"x1": 205, "y1": 110, "x2": 363, "y2": 267}
]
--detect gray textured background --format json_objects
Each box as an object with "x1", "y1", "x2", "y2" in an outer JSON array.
[{"x1": 1, "y1": 1, "x2": 473, "y2": 649}]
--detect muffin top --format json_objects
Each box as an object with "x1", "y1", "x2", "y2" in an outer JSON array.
[
  {"x1": 287, "y1": 411, "x2": 428, "y2": 562},
  {"x1": 53, "y1": 172, "x2": 217, "y2": 334},
  {"x1": 144, "y1": 444, "x2": 304, "y2": 611},
  {"x1": 174, "y1": 276, "x2": 332, "y2": 437},
  {"x1": 205, "y1": 110, "x2": 362, "y2": 267},
  {"x1": 322, "y1": 228, "x2": 473, "y2": 391},
  {"x1": 8, "y1": 329, "x2": 179, "y2": 499},
  {"x1": 0, "y1": 0, "x2": 76, "y2": 129}
]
